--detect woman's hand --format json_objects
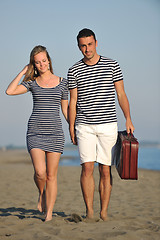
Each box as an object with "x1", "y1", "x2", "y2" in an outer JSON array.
[
  {"x1": 21, "y1": 65, "x2": 29, "y2": 75},
  {"x1": 6, "y1": 65, "x2": 29, "y2": 95}
]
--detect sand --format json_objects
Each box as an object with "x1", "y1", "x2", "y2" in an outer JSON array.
[{"x1": 0, "y1": 149, "x2": 160, "y2": 240}]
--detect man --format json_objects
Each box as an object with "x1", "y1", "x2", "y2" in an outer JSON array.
[{"x1": 68, "y1": 28, "x2": 134, "y2": 221}]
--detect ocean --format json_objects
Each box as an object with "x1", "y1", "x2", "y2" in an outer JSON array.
[{"x1": 60, "y1": 144, "x2": 160, "y2": 171}]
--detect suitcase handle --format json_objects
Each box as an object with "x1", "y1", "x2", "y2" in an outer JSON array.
[
  {"x1": 118, "y1": 131, "x2": 138, "y2": 142},
  {"x1": 127, "y1": 133, "x2": 138, "y2": 142}
]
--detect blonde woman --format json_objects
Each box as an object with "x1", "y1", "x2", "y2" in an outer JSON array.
[{"x1": 6, "y1": 45, "x2": 68, "y2": 222}]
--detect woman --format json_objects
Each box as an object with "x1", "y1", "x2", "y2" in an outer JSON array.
[{"x1": 6, "y1": 45, "x2": 68, "y2": 222}]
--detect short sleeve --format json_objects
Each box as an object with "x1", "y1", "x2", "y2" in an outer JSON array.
[
  {"x1": 67, "y1": 68, "x2": 77, "y2": 89},
  {"x1": 21, "y1": 80, "x2": 32, "y2": 91},
  {"x1": 112, "y1": 61, "x2": 123, "y2": 82},
  {"x1": 61, "y1": 79, "x2": 68, "y2": 100}
]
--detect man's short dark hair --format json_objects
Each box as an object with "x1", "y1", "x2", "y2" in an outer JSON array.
[{"x1": 77, "y1": 28, "x2": 96, "y2": 45}]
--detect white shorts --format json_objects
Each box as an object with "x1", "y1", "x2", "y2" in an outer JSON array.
[{"x1": 75, "y1": 123, "x2": 118, "y2": 166}]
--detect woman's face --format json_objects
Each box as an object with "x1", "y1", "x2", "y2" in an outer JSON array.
[{"x1": 34, "y1": 51, "x2": 49, "y2": 74}]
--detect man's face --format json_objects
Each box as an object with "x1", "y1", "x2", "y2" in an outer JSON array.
[{"x1": 78, "y1": 35, "x2": 97, "y2": 60}]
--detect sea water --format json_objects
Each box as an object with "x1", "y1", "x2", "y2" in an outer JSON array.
[
  {"x1": 138, "y1": 147, "x2": 160, "y2": 171},
  {"x1": 60, "y1": 145, "x2": 160, "y2": 171}
]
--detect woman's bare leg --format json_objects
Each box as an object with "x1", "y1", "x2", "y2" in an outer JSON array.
[
  {"x1": 45, "y1": 152, "x2": 61, "y2": 222},
  {"x1": 30, "y1": 149, "x2": 46, "y2": 213}
]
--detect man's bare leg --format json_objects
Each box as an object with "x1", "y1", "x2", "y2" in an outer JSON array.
[
  {"x1": 99, "y1": 164, "x2": 112, "y2": 221},
  {"x1": 80, "y1": 162, "x2": 95, "y2": 219}
]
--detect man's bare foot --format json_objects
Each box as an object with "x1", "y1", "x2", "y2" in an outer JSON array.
[
  {"x1": 86, "y1": 210, "x2": 94, "y2": 219},
  {"x1": 37, "y1": 191, "x2": 46, "y2": 213},
  {"x1": 100, "y1": 211, "x2": 108, "y2": 221}
]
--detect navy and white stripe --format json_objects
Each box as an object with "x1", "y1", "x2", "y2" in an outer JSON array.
[
  {"x1": 68, "y1": 56, "x2": 123, "y2": 125},
  {"x1": 21, "y1": 78, "x2": 68, "y2": 153}
]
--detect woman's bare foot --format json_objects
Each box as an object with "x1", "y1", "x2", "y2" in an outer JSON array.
[
  {"x1": 44, "y1": 212, "x2": 52, "y2": 222},
  {"x1": 37, "y1": 190, "x2": 46, "y2": 213}
]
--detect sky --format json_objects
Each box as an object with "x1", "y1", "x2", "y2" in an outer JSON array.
[{"x1": 0, "y1": 0, "x2": 160, "y2": 147}]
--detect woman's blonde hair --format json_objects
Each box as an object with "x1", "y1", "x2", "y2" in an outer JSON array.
[{"x1": 23, "y1": 45, "x2": 53, "y2": 82}]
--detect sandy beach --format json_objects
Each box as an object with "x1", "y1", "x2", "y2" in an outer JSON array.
[{"x1": 0, "y1": 149, "x2": 160, "y2": 240}]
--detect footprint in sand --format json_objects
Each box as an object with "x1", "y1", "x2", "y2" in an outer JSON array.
[{"x1": 71, "y1": 213, "x2": 83, "y2": 223}]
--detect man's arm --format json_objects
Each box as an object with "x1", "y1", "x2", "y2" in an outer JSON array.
[
  {"x1": 114, "y1": 80, "x2": 135, "y2": 134},
  {"x1": 69, "y1": 88, "x2": 77, "y2": 145}
]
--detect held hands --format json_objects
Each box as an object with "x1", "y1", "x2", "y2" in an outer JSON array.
[
  {"x1": 126, "y1": 118, "x2": 135, "y2": 134},
  {"x1": 69, "y1": 126, "x2": 77, "y2": 145}
]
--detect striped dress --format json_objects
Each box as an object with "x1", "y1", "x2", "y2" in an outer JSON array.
[
  {"x1": 22, "y1": 78, "x2": 68, "y2": 153},
  {"x1": 67, "y1": 56, "x2": 123, "y2": 125}
]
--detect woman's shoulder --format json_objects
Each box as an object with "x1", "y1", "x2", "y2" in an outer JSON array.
[
  {"x1": 22, "y1": 79, "x2": 34, "y2": 84},
  {"x1": 21, "y1": 79, "x2": 35, "y2": 89},
  {"x1": 59, "y1": 78, "x2": 68, "y2": 91},
  {"x1": 60, "y1": 77, "x2": 68, "y2": 84}
]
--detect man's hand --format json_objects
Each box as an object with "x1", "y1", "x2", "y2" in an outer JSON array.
[
  {"x1": 69, "y1": 126, "x2": 77, "y2": 145},
  {"x1": 126, "y1": 118, "x2": 135, "y2": 134}
]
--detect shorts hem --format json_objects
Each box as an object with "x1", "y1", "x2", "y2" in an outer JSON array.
[
  {"x1": 96, "y1": 160, "x2": 113, "y2": 166},
  {"x1": 80, "y1": 159, "x2": 114, "y2": 166},
  {"x1": 80, "y1": 160, "x2": 95, "y2": 165}
]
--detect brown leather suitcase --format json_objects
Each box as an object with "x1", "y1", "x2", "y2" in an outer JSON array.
[{"x1": 113, "y1": 131, "x2": 139, "y2": 180}]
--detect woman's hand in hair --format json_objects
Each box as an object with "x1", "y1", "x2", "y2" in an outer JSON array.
[{"x1": 21, "y1": 65, "x2": 29, "y2": 75}]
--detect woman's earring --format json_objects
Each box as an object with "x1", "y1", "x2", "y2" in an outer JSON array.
[
  {"x1": 35, "y1": 68, "x2": 37, "y2": 75},
  {"x1": 48, "y1": 63, "x2": 50, "y2": 70}
]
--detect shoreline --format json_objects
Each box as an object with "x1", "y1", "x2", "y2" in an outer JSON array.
[{"x1": 0, "y1": 148, "x2": 159, "y2": 171}]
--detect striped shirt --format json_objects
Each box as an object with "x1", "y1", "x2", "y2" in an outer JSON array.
[
  {"x1": 22, "y1": 78, "x2": 68, "y2": 136},
  {"x1": 68, "y1": 56, "x2": 123, "y2": 125}
]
